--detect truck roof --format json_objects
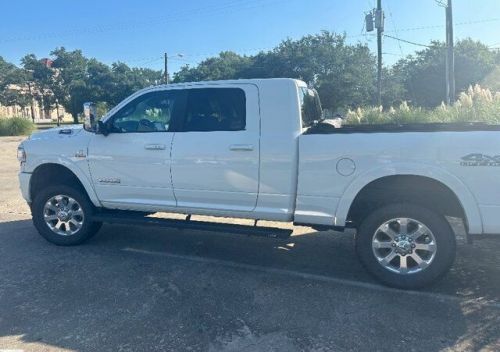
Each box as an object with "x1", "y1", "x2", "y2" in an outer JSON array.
[{"x1": 153, "y1": 77, "x2": 307, "y2": 89}]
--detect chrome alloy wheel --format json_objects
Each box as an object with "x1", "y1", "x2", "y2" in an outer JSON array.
[
  {"x1": 43, "y1": 195, "x2": 85, "y2": 236},
  {"x1": 372, "y1": 218, "x2": 437, "y2": 275}
]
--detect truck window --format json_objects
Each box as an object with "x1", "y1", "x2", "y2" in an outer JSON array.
[
  {"x1": 182, "y1": 88, "x2": 246, "y2": 132},
  {"x1": 299, "y1": 87, "x2": 323, "y2": 128},
  {"x1": 110, "y1": 90, "x2": 181, "y2": 133}
]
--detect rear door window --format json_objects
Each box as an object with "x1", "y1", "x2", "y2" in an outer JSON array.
[{"x1": 182, "y1": 88, "x2": 246, "y2": 132}]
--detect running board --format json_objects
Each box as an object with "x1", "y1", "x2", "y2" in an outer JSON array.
[{"x1": 92, "y1": 211, "x2": 292, "y2": 239}]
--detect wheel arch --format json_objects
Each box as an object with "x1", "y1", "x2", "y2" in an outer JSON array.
[
  {"x1": 30, "y1": 162, "x2": 101, "y2": 207},
  {"x1": 335, "y1": 164, "x2": 482, "y2": 234}
]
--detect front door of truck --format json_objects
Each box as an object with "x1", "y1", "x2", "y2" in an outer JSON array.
[
  {"x1": 87, "y1": 89, "x2": 184, "y2": 210},
  {"x1": 170, "y1": 85, "x2": 260, "y2": 212}
]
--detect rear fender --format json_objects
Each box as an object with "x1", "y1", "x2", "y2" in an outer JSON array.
[{"x1": 334, "y1": 163, "x2": 482, "y2": 234}]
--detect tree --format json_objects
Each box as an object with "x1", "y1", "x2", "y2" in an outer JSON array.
[
  {"x1": 0, "y1": 57, "x2": 34, "y2": 119},
  {"x1": 0, "y1": 56, "x2": 17, "y2": 94},
  {"x1": 380, "y1": 66, "x2": 407, "y2": 108},
  {"x1": 173, "y1": 32, "x2": 376, "y2": 112},
  {"x1": 50, "y1": 48, "x2": 90, "y2": 123},
  {"x1": 173, "y1": 51, "x2": 252, "y2": 82},
  {"x1": 394, "y1": 39, "x2": 499, "y2": 107},
  {"x1": 21, "y1": 54, "x2": 57, "y2": 120},
  {"x1": 246, "y1": 32, "x2": 376, "y2": 111},
  {"x1": 107, "y1": 62, "x2": 162, "y2": 107},
  {"x1": 482, "y1": 66, "x2": 500, "y2": 92},
  {"x1": 51, "y1": 48, "x2": 162, "y2": 121}
]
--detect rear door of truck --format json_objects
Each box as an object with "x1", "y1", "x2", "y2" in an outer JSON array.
[{"x1": 170, "y1": 84, "x2": 261, "y2": 212}]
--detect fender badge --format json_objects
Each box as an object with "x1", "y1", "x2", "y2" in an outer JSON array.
[
  {"x1": 460, "y1": 153, "x2": 500, "y2": 167},
  {"x1": 98, "y1": 177, "x2": 121, "y2": 184},
  {"x1": 75, "y1": 150, "x2": 86, "y2": 158}
]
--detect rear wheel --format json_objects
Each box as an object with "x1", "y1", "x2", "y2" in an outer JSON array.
[
  {"x1": 355, "y1": 203, "x2": 456, "y2": 289},
  {"x1": 32, "y1": 185, "x2": 102, "y2": 246}
]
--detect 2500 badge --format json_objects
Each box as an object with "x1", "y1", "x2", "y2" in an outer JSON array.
[{"x1": 460, "y1": 153, "x2": 500, "y2": 166}]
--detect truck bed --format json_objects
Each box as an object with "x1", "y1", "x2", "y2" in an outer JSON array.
[
  {"x1": 296, "y1": 127, "x2": 500, "y2": 234},
  {"x1": 304, "y1": 122, "x2": 500, "y2": 134}
]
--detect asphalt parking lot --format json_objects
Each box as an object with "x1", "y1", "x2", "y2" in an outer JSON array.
[{"x1": 0, "y1": 136, "x2": 499, "y2": 351}]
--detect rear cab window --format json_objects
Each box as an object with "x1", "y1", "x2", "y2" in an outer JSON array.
[{"x1": 299, "y1": 86, "x2": 323, "y2": 128}]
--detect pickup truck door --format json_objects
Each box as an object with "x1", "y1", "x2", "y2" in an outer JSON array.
[
  {"x1": 87, "y1": 89, "x2": 184, "y2": 210},
  {"x1": 171, "y1": 85, "x2": 260, "y2": 211}
]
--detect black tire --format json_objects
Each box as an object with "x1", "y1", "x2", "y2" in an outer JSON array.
[
  {"x1": 32, "y1": 185, "x2": 102, "y2": 246},
  {"x1": 355, "y1": 203, "x2": 456, "y2": 289}
]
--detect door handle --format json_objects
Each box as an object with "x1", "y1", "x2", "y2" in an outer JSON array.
[
  {"x1": 144, "y1": 144, "x2": 166, "y2": 150},
  {"x1": 229, "y1": 144, "x2": 254, "y2": 151}
]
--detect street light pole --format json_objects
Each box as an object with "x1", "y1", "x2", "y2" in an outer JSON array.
[
  {"x1": 164, "y1": 53, "x2": 184, "y2": 84},
  {"x1": 164, "y1": 52, "x2": 169, "y2": 84}
]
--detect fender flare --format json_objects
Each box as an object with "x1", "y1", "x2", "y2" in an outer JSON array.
[
  {"x1": 334, "y1": 163, "x2": 483, "y2": 234},
  {"x1": 30, "y1": 158, "x2": 101, "y2": 208}
]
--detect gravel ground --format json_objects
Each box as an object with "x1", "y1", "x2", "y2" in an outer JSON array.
[{"x1": 0, "y1": 136, "x2": 499, "y2": 352}]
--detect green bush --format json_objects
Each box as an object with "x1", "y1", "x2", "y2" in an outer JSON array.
[
  {"x1": 344, "y1": 85, "x2": 500, "y2": 125},
  {"x1": 0, "y1": 117, "x2": 35, "y2": 136}
]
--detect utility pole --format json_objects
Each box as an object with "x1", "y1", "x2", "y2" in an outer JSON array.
[
  {"x1": 164, "y1": 52, "x2": 169, "y2": 84},
  {"x1": 376, "y1": 0, "x2": 383, "y2": 106},
  {"x1": 445, "y1": 0, "x2": 455, "y2": 104},
  {"x1": 367, "y1": 1, "x2": 384, "y2": 105}
]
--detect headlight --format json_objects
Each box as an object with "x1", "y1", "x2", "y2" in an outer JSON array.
[{"x1": 17, "y1": 146, "x2": 26, "y2": 163}]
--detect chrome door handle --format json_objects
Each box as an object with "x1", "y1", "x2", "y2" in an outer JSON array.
[
  {"x1": 229, "y1": 144, "x2": 254, "y2": 151},
  {"x1": 144, "y1": 144, "x2": 166, "y2": 150}
]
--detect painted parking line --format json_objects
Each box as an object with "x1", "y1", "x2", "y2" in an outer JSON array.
[{"x1": 122, "y1": 247, "x2": 500, "y2": 309}]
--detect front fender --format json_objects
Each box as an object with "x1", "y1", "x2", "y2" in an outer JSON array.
[
  {"x1": 334, "y1": 163, "x2": 482, "y2": 234},
  {"x1": 28, "y1": 156, "x2": 101, "y2": 208}
]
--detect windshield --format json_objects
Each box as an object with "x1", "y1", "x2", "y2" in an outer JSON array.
[{"x1": 299, "y1": 87, "x2": 323, "y2": 128}]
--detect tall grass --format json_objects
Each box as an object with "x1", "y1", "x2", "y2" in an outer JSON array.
[
  {"x1": 0, "y1": 117, "x2": 35, "y2": 136},
  {"x1": 344, "y1": 85, "x2": 500, "y2": 125}
]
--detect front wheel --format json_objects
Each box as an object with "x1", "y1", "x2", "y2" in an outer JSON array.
[
  {"x1": 32, "y1": 185, "x2": 102, "y2": 246},
  {"x1": 355, "y1": 203, "x2": 456, "y2": 289}
]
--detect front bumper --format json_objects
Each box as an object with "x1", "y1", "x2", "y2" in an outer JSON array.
[{"x1": 18, "y1": 172, "x2": 32, "y2": 204}]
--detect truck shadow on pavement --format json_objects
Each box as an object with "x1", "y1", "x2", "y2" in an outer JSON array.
[{"x1": 0, "y1": 219, "x2": 498, "y2": 351}]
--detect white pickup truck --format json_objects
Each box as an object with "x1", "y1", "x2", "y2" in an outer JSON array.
[{"x1": 17, "y1": 78, "x2": 500, "y2": 288}]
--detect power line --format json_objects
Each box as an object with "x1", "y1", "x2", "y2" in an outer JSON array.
[
  {"x1": 386, "y1": 17, "x2": 499, "y2": 33},
  {"x1": 340, "y1": 17, "x2": 500, "y2": 42},
  {"x1": 130, "y1": 16, "x2": 500, "y2": 69},
  {"x1": 383, "y1": 34, "x2": 433, "y2": 48},
  {"x1": 0, "y1": 0, "x2": 287, "y2": 44},
  {"x1": 120, "y1": 56, "x2": 163, "y2": 64},
  {"x1": 382, "y1": 52, "x2": 406, "y2": 57},
  {"x1": 385, "y1": 1, "x2": 418, "y2": 104},
  {"x1": 117, "y1": 46, "x2": 272, "y2": 70},
  {"x1": 1, "y1": 1, "x2": 497, "y2": 45}
]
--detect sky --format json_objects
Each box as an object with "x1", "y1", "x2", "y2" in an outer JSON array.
[{"x1": 0, "y1": 0, "x2": 499, "y2": 74}]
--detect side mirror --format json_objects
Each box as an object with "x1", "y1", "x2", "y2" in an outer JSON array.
[
  {"x1": 97, "y1": 120, "x2": 109, "y2": 136},
  {"x1": 83, "y1": 102, "x2": 97, "y2": 132}
]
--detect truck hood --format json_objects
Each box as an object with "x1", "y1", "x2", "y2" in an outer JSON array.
[
  {"x1": 29, "y1": 124, "x2": 84, "y2": 141},
  {"x1": 20, "y1": 124, "x2": 92, "y2": 173}
]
